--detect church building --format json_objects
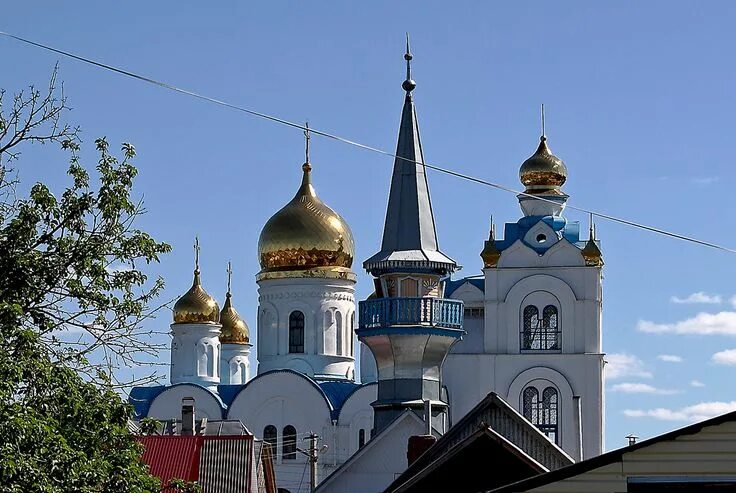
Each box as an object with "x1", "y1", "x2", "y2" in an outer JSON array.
[{"x1": 129, "y1": 42, "x2": 605, "y2": 492}]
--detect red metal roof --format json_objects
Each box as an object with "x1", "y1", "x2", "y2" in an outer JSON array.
[
  {"x1": 139, "y1": 436, "x2": 202, "y2": 491},
  {"x1": 138, "y1": 435, "x2": 265, "y2": 493}
]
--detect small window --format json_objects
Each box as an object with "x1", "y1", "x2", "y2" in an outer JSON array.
[
  {"x1": 263, "y1": 425, "x2": 277, "y2": 453},
  {"x1": 289, "y1": 311, "x2": 305, "y2": 354},
  {"x1": 358, "y1": 429, "x2": 365, "y2": 448},
  {"x1": 521, "y1": 305, "x2": 560, "y2": 351},
  {"x1": 464, "y1": 307, "x2": 484, "y2": 317},
  {"x1": 282, "y1": 425, "x2": 297, "y2": 460}
]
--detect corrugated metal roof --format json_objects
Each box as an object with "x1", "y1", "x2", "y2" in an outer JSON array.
[
  {"x1": 139, "y1": 436, "x2": 202, "y2": 491},
  {"x1": 199, "y1": 436, "x2": 254, "y2": 493}
]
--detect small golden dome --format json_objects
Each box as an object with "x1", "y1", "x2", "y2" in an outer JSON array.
[
  {"x1": 581, "y1": 239, "x2": 603, "y2": 266},
  {"x1": 480, "y1": 225, "x2": 501, "y2": 268},
  {"x1": 173, "y1": 269, "x2": 220, "y2": 324},
  {"x1": 258, "y1": 162, "x2": 355, "y2": 277},
  {"x1": 519, "y1": 136, "x2": 568, "y2": 195},
  {"x1": 581, "y1": 220, "x2": 603, "y2": 266},
  {"x1": 219, "y1": 293, "x2": 250, "y2": 344}
]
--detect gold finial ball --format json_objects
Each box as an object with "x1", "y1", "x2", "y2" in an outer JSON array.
[
  {"x1": 258, "y1": 168, "x2": 355, "y2": 274},
  {"x1": 219, "y1": 295, "x2": 250, "y2": 344},
  {"x1": 172, "y1": 271, "x2": 220, "y2": 324},
  {"x1": 519, "y1": 137, "x2": 568, "y2": 194}
]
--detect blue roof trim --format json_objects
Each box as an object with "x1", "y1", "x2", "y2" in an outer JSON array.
[
  {"x1": 217, "y1": 384, "x2": 246, "y2": 409},
  {"x1": 129, "y1": 382, "x2": 227, "y2": 419},
  {"x1": 130, "y1": 371, "x2": 375, "y2": 423},
  {"x1": 356, "y1": 326, "x2": 465, "y2": 338},
  {"x1": 495, "y1": 216, "x2": 582, "y2": 254},
  {"x1": 129, "y1": 385, "x2": 166, "y2": 418},
  {"x1": 318, "y1": 380, "x2": 362, "y2": 420},
  {"x1": 445, "y1": 277, "x2": 484, "y2": 298},
  {"x1": 336, "y1": 381, "x2": 378, "y2": 421}
]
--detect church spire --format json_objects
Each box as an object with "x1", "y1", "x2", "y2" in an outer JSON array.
[{"x1": 364, "y1": 39, "x2": 456, "y2": 274}]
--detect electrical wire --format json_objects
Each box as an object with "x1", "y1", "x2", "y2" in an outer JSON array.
[{"x1": 2, "y1": 30, "x2": 734, "y2": 254}]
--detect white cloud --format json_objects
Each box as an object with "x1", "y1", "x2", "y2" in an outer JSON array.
[
  {"x1": 657, "y1": 354, "x2": 683, "y2": 363},
  {"x1": 690, "y1": 380, "x2": 706, "y2": 388},
  {"x1": 670, "y1": 292, "x2": 722, "y2": 304},
  {"x1": 731, "y1": 295, "x2": 736, "y2": 308},
  {"x1": 691, "y1": 176, "x2": 720, "y2": 185},
  {"x1": 624, "y1": 401, "x2": 736, "y2": 422},
  {"x1": 712, "y1": 349, "x2": 736, "y2": 366},
  {"x1": 611, "y1": 383, "x2": 679, "y2": 395},
  {"x1": 605, "y1": 353, "x2": 653, "y2": 380},
  {"x1": 638, "y1": 312, "x2": 736, "y2": 336}
]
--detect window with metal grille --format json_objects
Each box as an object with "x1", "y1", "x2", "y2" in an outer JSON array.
[
  {"x1": 289, "y1": 311, "x2": 304, "y2": 353},
  {"x1": 521, "y1": 304, "x2": 560, "y2": 350},
  {"x1": 522, "y1": 386, "x2": 559, "y2": 443},
  {"x1": 263, "y1": 425, "x2": 277, "y2": 454},
  {"x1": 282, "y1": 425, "x2": 297, "y2": 460}
]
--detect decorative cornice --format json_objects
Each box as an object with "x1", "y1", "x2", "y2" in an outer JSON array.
[{"x1": 259, "y1": 291, "x2": 356, "y2": 303}]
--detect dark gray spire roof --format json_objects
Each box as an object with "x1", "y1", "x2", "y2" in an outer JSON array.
[{"x1": 364, "y1": 43, "x2": 456, "y2": 274}]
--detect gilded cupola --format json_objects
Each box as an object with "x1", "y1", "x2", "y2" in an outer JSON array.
[
  {"x1": 519, "y1": 135, "x2": 568, "y2": 195},
  {"x1": 480, "y1": 219, "x2": 501, "y2": 268},
  {"x1": 173, "y1": 238, "x2": 220, "y2": 324},
  {"x1": 219, "y1": 263, "x2": 250, "y2": 344},
  {"x1": 257, "y1": 128, "x2": 355, "y2": 281},
  {"x1": 581, "y1": 219, "x2": 604, "y2": 266}
]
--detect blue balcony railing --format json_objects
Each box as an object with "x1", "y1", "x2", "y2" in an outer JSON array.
[{"x1": 358, "y1": 297, "x2": 464, "y2": 330}]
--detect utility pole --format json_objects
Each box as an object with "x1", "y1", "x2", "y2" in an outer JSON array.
[
  {"x1": 300, "y1": 431, "x2": 321, "y2": 492},
  {"x1": 307, "y1": 432, "x2": 319, "y2": 492}
]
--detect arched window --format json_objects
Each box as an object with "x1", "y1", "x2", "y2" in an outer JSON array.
[
  {"x1": 522, "y1": 386, "x2": 559, "y2": 444},
  {"x1": 207, "y1": 343, "x2": 216, "y2": 377},
  {"x1": 336, "y1": 311, "x2": 343, "y2": 355},
  {"x1": 289, "y1": 311, "x2": 305, "y2": 354},
  {"x1": 521, "y1": 305, "x2": 560, "y2": 350},
  {"x1": 358, "y1": 429, "x2": 366, "y2": 448},
  {"x1": 351, "y1": 312, "x2": 355, "y2": 355},
  {"x1": 263, "y1": 425, "x2": 277, "y2": 454},
  {"x1": 542, "y1": 305, "x2": 559, "y2": 350},
  {"x1": 197, "y1": 342, "x2": 208, "y2": 376},
  {"x1": 522, "y1": 306, "x2": 539, "y2": 350},
  {"x1": 282, "y1": 425, "x2": 297, "y2": 460}
]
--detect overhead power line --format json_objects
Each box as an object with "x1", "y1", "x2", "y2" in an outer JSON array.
[{"x1": 2, "y1": 30, "x2": 735, "y2": 255}]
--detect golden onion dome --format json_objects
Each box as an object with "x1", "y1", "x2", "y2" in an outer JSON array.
[
  {"x1": 219, "y1": 292, "x2": 250, "y2": 344},
  {"x1": 173, "y1": 243, "x2": 220, "y2": 324},
  {"x1": 519, "y1": 136, "x2": 568, "y2": 195},
  {"x1": 480, "y1": 223, "x2": 501, "y2": 268},
  {"x1": 257, "y1": 162, "x2": 355, "y2": 279},
  {"x1": 581, "y1": 222, "x2": 603, "y2": 266}
]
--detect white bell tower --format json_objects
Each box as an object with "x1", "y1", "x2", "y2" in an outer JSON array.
[{"x1": 444, "y1": 128, "x2": 604, "y2": 460}]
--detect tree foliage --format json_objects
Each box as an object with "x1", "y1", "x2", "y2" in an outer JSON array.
[{"x1": 0, "y1": 69, "x2": 169, "y2": 491}]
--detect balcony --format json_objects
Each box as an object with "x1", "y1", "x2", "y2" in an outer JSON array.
[{"x1": 358, "y1": 297, "x2": 464, "y2": 330}]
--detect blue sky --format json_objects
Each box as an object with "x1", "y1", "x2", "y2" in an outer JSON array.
[{"x1": 4, "y1": 2, "x2": 736, "y2": 450}]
